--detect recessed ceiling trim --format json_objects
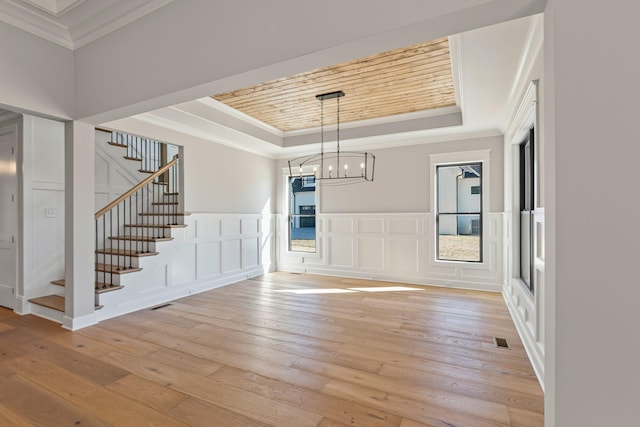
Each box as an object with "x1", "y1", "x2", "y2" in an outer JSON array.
[
  {"x1": 18, "y1": 0, "x2": 85, "y2": 17},
  {"x1": 212, "y1": 37, "x2": 456, "y2": 132},
  {"x1": 0, "y1": 0, "x2": 175, "y2": 50}
]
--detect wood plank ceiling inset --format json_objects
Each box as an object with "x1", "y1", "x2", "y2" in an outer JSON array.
[{"x1": 211, "y1": 37, "x2": 455, "y2": 132}]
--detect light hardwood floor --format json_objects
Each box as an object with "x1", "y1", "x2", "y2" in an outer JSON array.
[{"x1": 0, "y1": 273, "x2": 543, "y2": 426}]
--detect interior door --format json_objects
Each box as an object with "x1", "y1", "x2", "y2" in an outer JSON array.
[{"x1": 0, "y1": 124, "x2": 17, "y2": 309}]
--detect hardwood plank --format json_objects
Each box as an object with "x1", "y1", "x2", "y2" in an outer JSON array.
[
  {"x1": 211, "y1": 366, "x2": 402, "y2": 427},
  {"x1": 0, "y1": 403, "x2": 33, "y2": 427},
  {"x1": 104, "y1": 350, "x2": 323, "y2": 427},
  {"x1": 11, "y1": 336, "x2": 130, "y2": 386},
  {"x1": 168, "y1": 397, "x2": 271, "y2": 427},
  {"x1": 0, "y1": 373, "x2": 111, "y2": 426},
  {"x1": 5, "y1": 354, "x2": 188, "y2": 426},
  {"x1": 107, "y1": 374, "x2": 189, "y2": 413},
  {"x1": 0, "y1": 272, "x2": 543, "y2": 426}
]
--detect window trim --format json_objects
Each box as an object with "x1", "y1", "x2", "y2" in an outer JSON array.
[
  {"x1": 435, "y1": 162, "x2": 483, "y2": 263},
  {"x1": 429, "y1": 149, "x2": 491, "y2": 266},
  {"x1": 284, "y1": 169, "x2": 321, "y2": 257}
]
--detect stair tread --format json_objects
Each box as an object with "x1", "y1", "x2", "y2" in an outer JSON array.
[
  {"x1": 29, "y1": 295, "x2": 65, "y2": 312},
  {"x1": 164, "y1": 192, "x2": 179, "y2": 196},
  {"x1": 95, "y1": 263, "x2": 143, "y2": 274},
  {"x1": 139, "y1": 212, "x2": 191, "y2": 216},
  {"x1": 95, "y1": 248, "x2": 160, "y2": 256},
  {"x1": 29, "y1": 295, "x2": 102, "y2": 311},
  {"x1": 123, "y1": 156, "x2": 142, "y2": 161},
  {"x1": 152, "y1": 202, "x2": 179, "y2": 205},
  {"x1": 107, "y1": 141, "x2": 127, "y2": 148},
  {"x1": 139, "y1": 169, "x2": 155, "y2": 174},
  {"x1": 95, "y1": 284, "x2": 125, "y2": 294},
  {"x1": 51, "y1": 279, "x2": 125, "y2": 294},
  {"x1": 109, "y1": 235, "x2": 173, "y2": 242},
  {"x1": 124, "y1": 224, "x2": 187, "y2": 229}
]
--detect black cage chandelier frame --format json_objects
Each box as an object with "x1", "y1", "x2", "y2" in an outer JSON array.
[{"x1": 287, "y1": 91, "x2": 375, "y2": 184}]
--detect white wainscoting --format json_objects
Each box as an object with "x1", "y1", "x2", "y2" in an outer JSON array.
[
  {"x1": 277, "y1": 212, "x2": 503, "y2": 292},
  {"x1": 503, "y1": 208, "x2": 545, "y2": 389},
  {"x1": 96, "y1": 213, "x2": 274, "y2": 321}
]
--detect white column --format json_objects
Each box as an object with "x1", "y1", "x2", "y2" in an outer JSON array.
[
  {"x1": 64, "y1": 121, "x2": 97, "y2": 330},
  {"x1": 545, "y1": 1, "x2": 640, "y2": 426}
]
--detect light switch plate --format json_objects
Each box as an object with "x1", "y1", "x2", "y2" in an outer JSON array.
[{"x1": 45, "y1": 208, "x2": 56, "y2": 218}]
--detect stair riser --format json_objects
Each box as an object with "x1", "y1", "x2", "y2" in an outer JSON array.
[
  {"x1": 95, "y1": 254, "x2": 141, "y2": 268},
  {"x1": 149, "y1": 205, "x2": 181, "y2": 214},
  {"x1": 138, "y1": 215, "x2": 186, "y2": 225},
  {"x1": 95, "y1": 272, "x2": 122, "y2": 286},
  {"x1": 123, "y1": 228, "x2": 173, "y2": 238},
  {"x1": 106, "y1": 240, "x2": 158, "y2": 253}
]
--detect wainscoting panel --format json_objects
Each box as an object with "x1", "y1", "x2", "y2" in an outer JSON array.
[
  {"x1": 221, "y1": 239, "x2": 242, "y2": 274},
  {"x1": 199, "y1": 241, "x2": 221, "y2": 279},
  {"x1": 358, "y1": 219, "x2": 384, "y2": 234},
  {"x1": 328, "y1": 236, "x2": 354, "y2": 268},
  {"x1": 97, "y1": 213, "x2": 273, "y2": 322},
  {"x1": 503, "y1": 208, "x2": 545, "y2": 389},
  {"x1": 277, "y1": 212, "x2": 503, "y2": 292},
  {"x1": 357, "y1": 238, "x2": 384, "y2": 270}
]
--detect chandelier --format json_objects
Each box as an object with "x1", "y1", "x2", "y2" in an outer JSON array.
[{"x1": 288, "y1": 91, "x2": 375, "y2": 184}]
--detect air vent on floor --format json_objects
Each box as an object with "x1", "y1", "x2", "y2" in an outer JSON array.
[
  {"x1": 290, "y1": 272, "x2": 302, "y2": 275},
  {"x1": 150, "y1": 303, "x2": 172, "y2": 310},
  {"x1": 494, "y1": 337, "x2": 510, "y2": 349}
]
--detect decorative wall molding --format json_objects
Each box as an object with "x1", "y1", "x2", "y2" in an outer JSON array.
[
  {"x1": 503, "y1": 207, "x2": 545, "y2": 388},
  {"x1": 277, "y1": 212, "x2": 503, "y2": 293},
  {"x1": 96, "y1": 213, "x2": 274, "y2": 322}
]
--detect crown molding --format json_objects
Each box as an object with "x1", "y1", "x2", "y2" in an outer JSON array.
[{"x1": 0, "y1": 0, "x2": 174, "y2": 50}]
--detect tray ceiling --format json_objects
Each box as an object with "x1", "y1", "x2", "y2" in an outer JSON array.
[{"x1": 211, "y1": 37, "x2": 456, "y2": 132}]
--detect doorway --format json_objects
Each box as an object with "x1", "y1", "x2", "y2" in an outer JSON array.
[{"x1": 0, "y1": 123, "x2": 17, "y2": 309}]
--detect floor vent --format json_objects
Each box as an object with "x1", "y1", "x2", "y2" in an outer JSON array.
[
  {"x1": 151, "y1": 303, "x2": 172, "y2": 311},
  {"x1": 494, "y1": 337, "x2": 510, "y2": 349},
  {"x1": 290, "y1": 272, "x2": 302, "y2": 275}
]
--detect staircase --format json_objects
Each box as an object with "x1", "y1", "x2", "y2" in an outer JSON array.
[{"x1": 29, "y1": 131, "x2": 188, "y2": 322}]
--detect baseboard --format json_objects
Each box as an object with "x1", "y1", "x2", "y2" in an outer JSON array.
[
  {"x1": 276, "y1": 265, "x2": 502, "y2": 293},
  {"x1": 62, "y1": 312, "x2": 98, "y2": 331},
  {"x1": 503, "y1": 283, "x2": 545, "y2": 391},
  {"x1": 96, "y1": 267, "x2": 266, "y2": 322}
]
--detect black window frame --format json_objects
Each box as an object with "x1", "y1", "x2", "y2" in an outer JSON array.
[
  {"x1": 436, "y1": 162, "x2": 483, "y2": 263},
  {"x1": 519, "y1": 127, "x2": 535, "y2": 294},
  {"x1": 288, "y1": 175, "x2": 317, "y2": 253}
]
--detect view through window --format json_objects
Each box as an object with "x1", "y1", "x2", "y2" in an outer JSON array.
[
  {"x1": 289, "y1": 175, "x2": 316, "y2": 252},
  {"x1": 436, "y1": 163, "x2": 482, "y2": 262}
]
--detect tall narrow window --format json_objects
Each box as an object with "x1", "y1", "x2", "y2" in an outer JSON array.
[
  {"x1": 520, "y1": 127, "x2": 535, "y2": 293},
  {"x1": 288, "y1": 175, "x2": 316, "y2": 252},
  {"x1": 436, "y1": 163, "x2": 482, "y2": 262}
]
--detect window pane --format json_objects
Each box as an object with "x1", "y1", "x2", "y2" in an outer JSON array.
[
  {"x1": 289, "y1": 176, "x2": 316, "y2": 253},
  {"x1": 436, "y1": 163, "x2": 482, "y2": 262},
  {"x1": 438, "y1": 214, "x2": 481, "y2": 262}
]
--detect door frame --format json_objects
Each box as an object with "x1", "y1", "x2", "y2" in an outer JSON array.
[{"x1": 0, "y1": 119, "x2": 19, "y2": 310}]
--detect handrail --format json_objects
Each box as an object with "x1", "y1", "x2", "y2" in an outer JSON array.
[{"x1": 95, "y1": 154, "x2": 179, "y2": 219}]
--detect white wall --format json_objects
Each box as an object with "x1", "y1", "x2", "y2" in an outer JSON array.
[
  {"x1": 17, "y1": 115, "x2": 66, "y2": 311},
  {"x1": 545, "y1": 1, "x2": 640, "y2": 426},
  {"x1": 276, "y1": 136, "x2": 504, "y2": 291},
  {"x1": 0, "y1": 21, "x2": 74, "y2": 119},
  {"x1": 182, "y1": 138, "x2": 275, "y2": 214},
  {"x1": 277, "y1": 136, "x2": 504, "y2": 215}
]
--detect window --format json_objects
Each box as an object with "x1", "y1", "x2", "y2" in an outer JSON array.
[
  {"x1": 288, "y1": 175, "x2": 316, "y2": 253},
  {"x1": 436, "y1": 163, "x2": 482, "y2": 262},
  {"x1": 520, "y1": 127, "x2": 535, "y2": 293}
]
